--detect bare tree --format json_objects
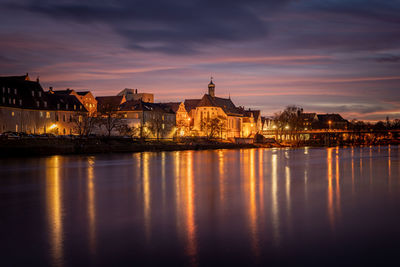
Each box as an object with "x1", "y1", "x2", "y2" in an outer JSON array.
[
  {"x1": 99, "y1": 104, "x2": 125, "y2": 137},
  {"x1": 147, "y1": 112, "x2": 166, "y2": 140},
  {"x1": 71, "y1": 112, "x2": 99, "y2": 136},
  {"x1": 201, "y1": 116, "x2": 226, "y2": 139},
  {"x1": 273, "y1": 105, "x2": 304, "y2": 141}
]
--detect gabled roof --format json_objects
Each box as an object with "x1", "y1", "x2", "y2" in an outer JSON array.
[
  {"x1": 46, "y1": 92, "x2": 87, "y2": 112},
  {"x1": 162, "y1": 102, "x2": 181, "y2": 113},
  {"x1": 0, "y1": 74, "x2": 87, "y2": 112},
  {"x1": 197, "y1": 94, "x2": 242, "y2": 115},
  {"x1": 317, "y1": 114, "x2": 348, "y2": 123},
  {"x1": 301, "y1": 113, "x2": 317, "y2": 120},
  {"x1": 119, "y1": 100, "x2": 175, "y2": 114},
  {"x1": 184, "y1": 99, "x2": 201, "y2": 113},
  {"x1": 96, "y1": 96, "x2": 125, "y2": 112},
  {"x1": 76, "y1": 91, "x2": 91, "y2": 96}
]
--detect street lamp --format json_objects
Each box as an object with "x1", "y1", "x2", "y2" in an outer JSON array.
[{"x1": 328, "y1": 120, "x2": 332, "y2": 130}]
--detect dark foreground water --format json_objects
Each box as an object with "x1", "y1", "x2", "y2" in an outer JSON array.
[{"x1": 1, "y1": 146, "x2": 400, "y2": 266}]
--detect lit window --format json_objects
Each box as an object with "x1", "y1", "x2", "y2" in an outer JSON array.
[
  {"x1": 36, "y1": 101, "x2": 39, "y2": 107},
  {"x1": 8, "y1": 98, "x2": 11, "y2": 104},
  {"x1": 66, "y1": 104, "x2": 69, "y2": 110},
  {"x1": 46, "y1": 112, "x2": 50, "y2": 119},
  {"x1": 32, "y1": 91, "x2": 34, "y2": 97},
  {"x1": 19, "y1": 99, "x2": 22, "y2": 106},
  {"x1": 14, "y1": 89, "x2": 17, "y2": 94},
  {"x1": 40, "y1": 112, "x2": 43, "y2": 117},
  {"x1": 74, "y1": 105, "x2": 76, "y2": 110},
  {"x1": 7, "y1": 88, "x2": 10, "y2": 93},
  {"x1": 44, "y1": 101, "x2": 47, "y2": 108},
  {"x1": 13, "y1": 99, "x2": 15, "y2": 104},
  {"x1": 57, "y1": 103, "x2": 60, "y2": 109},
  {"x1": 38, "y1": 92, "x2": 42, "y2": 97},
  {"x1": 11, "y1": 111, "x2": 14, "y2": 117}
]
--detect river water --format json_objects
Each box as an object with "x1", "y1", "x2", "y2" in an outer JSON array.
[{"x1": 1, "y1": 146, "x2": 399, "y2": 266}]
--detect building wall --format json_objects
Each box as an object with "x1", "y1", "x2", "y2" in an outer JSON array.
[{"x1": 0, "y1": 106, "x2": 80, "y2": 134}]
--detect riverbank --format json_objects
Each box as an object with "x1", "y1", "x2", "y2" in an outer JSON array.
[
  {"x1": 1, "y1": 137, "x2": 399, "y2": 158},
  {"x1": 0, "y1": 138, "x2": 262, "y2": 157}
]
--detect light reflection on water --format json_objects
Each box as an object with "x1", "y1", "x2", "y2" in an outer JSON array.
[{"x1": 1, "y1": 146, "x2": 400, "y2": 266}]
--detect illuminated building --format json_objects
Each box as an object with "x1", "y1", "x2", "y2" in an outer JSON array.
[{"x1": 0, "y1": 74, "x2": 88, "y2": 134}]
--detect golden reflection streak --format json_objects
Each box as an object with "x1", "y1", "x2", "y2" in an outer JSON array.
[
  {"x1": 46, "y1": 156, "x2": 64, "y2": 267},
  {"x1": 218, "y1": 150, "x2": 225, "y2": 202},
  {"x1": 285, "y1": 165, "x2": 292, "y2": 233},
  {"x1": 271, "y1": 152, "x2": 280, "y2": 245},
  {"x1": 388, "y1": 145, "x2": 392, "y2": 193},
  {"x1": 143, "y1": 153, "x2": 151, "y2": 242},
  {"x1": 87, "y1": 157, "x2": 96, "y2": 255},
  {"x1": 175, "y1": 151, "x2": 182, "y2": 232},
  {"x1": 335, "y1": 148, "x2": 341, "y2": 219},
  {"x1": 369, "y1": 146, "x2": 373, "y2": 188},
  {"x1": 327, "y1": 148, "x2": 335, "y2": 230},
  {"x1": 351, "y1": 148, "x2": 355, "y2": 195},
  {"x1": 258, "y1": 149, "x2": 264, "y2": 220},
  {"x1": 185, "y1": 151, "x2": 197, "y2": 264},
  {"x1": 161, "y1": 152, "x2": 166, "y2": 208},
  {"x1": 248, "y1": 149, "x2": 259, "y2": 257}
]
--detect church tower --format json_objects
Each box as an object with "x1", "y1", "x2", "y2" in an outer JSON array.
[{"x1": 208, "y1": 78, "x2": 215, "y2": 97}]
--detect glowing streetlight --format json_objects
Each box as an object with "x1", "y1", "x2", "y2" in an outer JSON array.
[
  {"x1": 49, "y1": 124, "x2": 57, "y2": 130},
  {"x1": 328, "y1": 120, "x2": 332, "y2": 130}
]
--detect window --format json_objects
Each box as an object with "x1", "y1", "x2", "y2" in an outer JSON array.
[
  {"x1": 44, "y1": 101, "x2": 47, "y2": 108},
  {"x1": 66, "y1": 104, "x2": 69, "y2": 110},
  {"x1": 38, "y1": 92, "x2": 42, "y2": 97},
  {"x1": 7, "y1": 88, "x2": 10, "y2": 93},
  {"x1": 46, "y1": 112, "x2": 50, "y2": 119},
  {"x1": 40, "y1": 112, "x2": 43, "y2": 117},
  {"x1": 36, "y1": 101, "x2": 39, "y2": 107},
  {"x1": 2, "y1": 97, "x2": 4, "y2": 103},
  {"x1": 11, "y1": 111, "x2": 14, "y2": 117},
  {"x1": 63, "y1": 115, "x2": 66, "y2": 122},
  {"x1": 78, "y1": 116, "x2": 82, "y2": 122},
  {"x1": 57, "y1": 103, "x2": 60, "y2": 109},
  {"x1": 32, "y1": 91, "x2": 35, "y2": 97},
  {"x1": 55, "y1": 114, "x2": 59, "y2": 121},
  {"x1": 13, "y1": 99, "x2": 15, "y2": 104},
  {"x1": 74, "y1": 105, "x2": 76, "y2": 110},
  {"x1": 14, "y1": 89, "x2": 17, "y2": 94},
  {"x1": 8, "y1": 98, "x2": 11, "y2": 104},
  {"x1": 19, "y1": 99, "x2": 22, "y2": 106}
]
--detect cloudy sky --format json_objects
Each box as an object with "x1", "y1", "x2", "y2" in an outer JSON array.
[{"x1": 1, "y1": 0, "x2": 400, "y2": 120}]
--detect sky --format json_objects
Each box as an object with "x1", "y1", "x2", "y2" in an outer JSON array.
[{"x1": 1, "y1": 0, "x2": 400, "y2": 121}]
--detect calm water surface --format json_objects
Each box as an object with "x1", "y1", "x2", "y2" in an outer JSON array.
[{"x1": 1, "y1": 146, "x2": 400, "y2": 266}]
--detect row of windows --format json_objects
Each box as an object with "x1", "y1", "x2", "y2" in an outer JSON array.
[
  {"x1": 1, "y1": 87, "x2": 18, "y2": 95},
  {"x1": 2, "y1": 97, "x2": 22, "y2": 106}
]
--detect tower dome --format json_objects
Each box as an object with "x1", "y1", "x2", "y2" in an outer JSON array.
[{"x1": 208, "y1": 77, "x2": 215, "y2": 97}]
